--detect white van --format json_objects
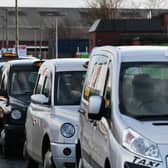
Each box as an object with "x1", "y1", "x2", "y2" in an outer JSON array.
[{"x1": 77, "y1": 46, "x2": 168, "y2": 168}]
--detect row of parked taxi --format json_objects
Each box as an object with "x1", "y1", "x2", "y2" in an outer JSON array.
[{"x1": 0, "y1": 45, "x2": 168, "y2": 168}]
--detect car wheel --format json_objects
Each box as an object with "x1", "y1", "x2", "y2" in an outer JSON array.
[
  {"x1": 26, "y1": 156, "x2": 39, "y2": 168},
  {"x1": 1, "y1": 143, "x2": 10, "y2": 157},
  {"x1": 23, "y1": 141, "x2": 27, "y2": 159},
  {"x1": 78, "y1": 157, "x2": 84, "y2": 168},
  {"x1": 43, "y1": 149, "x2": 55, "y2": 168}
]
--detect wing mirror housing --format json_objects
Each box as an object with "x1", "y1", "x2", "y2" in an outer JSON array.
[
  {"x1": 31, "y1": 94, "x2": 49, "y2": 105},
  {"x1": 88, "y1": 96, "x2": 103, "y2": 120}
]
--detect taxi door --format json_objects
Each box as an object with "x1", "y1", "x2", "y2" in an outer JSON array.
[
  {"x1": 81, "y1": 54, "x2": 110, "y2": 167},
  {"x1": 91, "y1": 65, "x2": 112, "y2": 168},
  {"x1": 33, "y1": 71, "x2": 52, "y2": 158},
  {"x1": 30, "y1": 70, "x2": 52, "y2": 160}
]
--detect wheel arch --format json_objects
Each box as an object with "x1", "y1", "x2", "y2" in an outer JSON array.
[
  {"x1": 76, "y1": 140, "x2": 81, "y2": 165},
  {"x1": 104, "y1": 158, "x2": 111, "y2": 168},
  {"x1": 42, "y1": 134, "x2": 50, "y2": 162}
]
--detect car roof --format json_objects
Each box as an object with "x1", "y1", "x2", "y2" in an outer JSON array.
[
  {"x1": 39, "y1": 58, "x2": 89, "y2": 72},
  {"x1": 92, "y1": 45, "x2": 168, "y2": 62},
  {"x1": 6, "y1": 58, "x2": 41, "y2": 66}
]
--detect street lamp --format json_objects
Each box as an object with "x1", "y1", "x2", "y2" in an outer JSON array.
[
  {"x1": 15, "y1": 0, "x2": 19, "y2": 56},
  {"x1": 55, "y1": 17, "x2": 58, "y2": 58},
  {"x1": 39, "y1": 11, "x2": 65, "y2": 58},
  {"x1": 0, "y1": 16, "x2": 5, "y2": 49},
  {"x1": 5, "y1": 9, "x2": 8, "y2": 52}
]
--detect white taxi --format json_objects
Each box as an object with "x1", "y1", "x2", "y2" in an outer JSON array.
[{"x1": 24, "y1": 58, "x2": 88, "y2": 168}]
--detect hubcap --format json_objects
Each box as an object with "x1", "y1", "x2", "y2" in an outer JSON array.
[{"x1": 44, "y1": 151, "x2": 54, "y2": 168}]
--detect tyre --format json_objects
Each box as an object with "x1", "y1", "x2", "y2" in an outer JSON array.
[
  {"x1": 1, "y1": 130, "x2": 11, "y2": 157},
  {"x1": 1, "y1": 143, "x2": 11, "y2": 157},
  {"x1": 43, "y1": 149, "x2": 55, "y2": 168},
  {"x1": 78, "y1": 157, "x2": 84, "y2": 168},
  {"x1": 23, "y1": 141, "x2": 27, "y2": 159}
]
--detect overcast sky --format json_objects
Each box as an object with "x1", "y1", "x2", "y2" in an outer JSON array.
[
  {"x1": 0, "y1": 0, "x2": 167, "y2": 8},
  {"x1": 0, "y1": 0, "x2": 86, "y2": 8}
]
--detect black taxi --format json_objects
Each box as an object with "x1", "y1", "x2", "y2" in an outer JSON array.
[{"x1": 0, "y1": 59, "x2": 43, "y2": 155}]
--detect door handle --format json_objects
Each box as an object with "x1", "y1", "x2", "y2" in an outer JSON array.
[
  {"x1": 32, "y1": 119, "x2": 37, "y2": 126},
  {"x1": 91, "y1": 121, "x2": 97, "y2": 127}
]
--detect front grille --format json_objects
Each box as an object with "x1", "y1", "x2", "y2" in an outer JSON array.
[
  {"x1": 64, "y1": 162, "x2": 75, "y2": 168},
  {"x1": 124, "y1": 162, "x2": 150, "y2": 168}
]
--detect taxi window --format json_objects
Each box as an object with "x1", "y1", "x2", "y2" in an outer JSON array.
[
  {"x1": 35, "y1": 75, "x2": 43, "y2": 94},
  {"x1": 42, "y1": 77, "x2": 50, "y2": 98},
  {"x1": 120, "y1": 62, "x2": 168, "y2": 120},
  {"x1": 55, "y1": 71, "x2": 86, "y2": 105},
  {"x1": 83, "y1": 55, "x2": 108, "y2": 100},
  {"x1": 10, "y1": 70, "x2": 38, "y2": 96}
]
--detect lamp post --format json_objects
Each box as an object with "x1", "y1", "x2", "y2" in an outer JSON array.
[
  {"x1": 55, "y1": 17, "x2": 58, "y2": 58},
  {"x1": 39, "y1": 11, "x2": 64, "y2": 58},
  {"x1": 15, "y1": 0, "x2": 19, "y2": 56},
  {"x1": 5, "y1": 9, "x2": 8, "y2": 52},
  {"x1": 0, "y1": 16, "x2": 5, "y2": 49}
]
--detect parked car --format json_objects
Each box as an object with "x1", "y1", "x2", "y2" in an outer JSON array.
[
  {"x1": 0, "y1": 55, "x2": 35, "y2": 82},
  {"x1": 0, "y1": 59, "x2": 44, "y2": 155},
  {"x1": 77, "y1": 46, "x2": 168, "y2": 168},
  {"x1": 24, "y1": 58, "x2": 88, "y2": 168}
]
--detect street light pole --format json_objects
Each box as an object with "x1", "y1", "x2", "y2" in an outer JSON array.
[
  {"x1": 5, "y1": 9, "x2": 8, "y2": 52},
  {"x1": 15, "y1": 0, "x2": 19, "y2": 56},
  {"x1": 0, "y1": 16, "x2": 4, "y2": 49},
  {"x1": 55, "y1": 17, "x2": 58, "y2": 58}
]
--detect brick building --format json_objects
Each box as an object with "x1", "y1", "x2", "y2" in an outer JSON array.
[{"x1": 89, "y1": 13, "x2": 168, "y2": 50}]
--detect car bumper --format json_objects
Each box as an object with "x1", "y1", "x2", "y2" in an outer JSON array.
[{"x1": 51, "y1": 142, "x2": 76, "y2": 168}]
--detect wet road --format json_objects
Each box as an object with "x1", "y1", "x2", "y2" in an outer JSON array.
[
  {"x1": 0, "y1": 155, "x2": 26, "y2": 168},
  {"x1": 0, "y1": 149, "x2": 42, "y2": 168}
]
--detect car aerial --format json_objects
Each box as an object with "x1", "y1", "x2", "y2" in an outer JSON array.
[
  {"x1": 24, "y1": 58, "x2": 88, "y2": 168},
  {"x1": 0, "y1": 59, "x2": 44, "y2": 155},
  {"x1": 77, "y1": 46, "x2": 168, "y2": 168}
]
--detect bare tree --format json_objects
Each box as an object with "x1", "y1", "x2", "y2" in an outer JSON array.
[
  {"x1": 85, "y1": 0, "x2": 123, "y2": 21},
  {"x1": 145, "y1": 0, "x2": 166, "y2": 9}
]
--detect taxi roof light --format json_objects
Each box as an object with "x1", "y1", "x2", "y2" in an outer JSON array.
[{"x1": 2, "y1": 52, "x2": 17, "y2": 58}]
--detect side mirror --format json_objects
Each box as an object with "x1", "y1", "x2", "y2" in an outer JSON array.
[
  {"x1": 31, "y1": 94, "x2": 49, "y2": 105},
  {"x1": 0, "y1": 89, "x2": 8, "y2": 97},
  {"x1": 88, "y1": 96, "x2": 103, "y2": 120}
]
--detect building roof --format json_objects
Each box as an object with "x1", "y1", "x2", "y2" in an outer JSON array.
[{"x1": 89, "y1": 19, "x2": 164, "y2": 33}]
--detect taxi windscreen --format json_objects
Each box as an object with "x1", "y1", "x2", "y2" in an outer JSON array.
[
  {"x1": 10, "y1": 70, "x2": 38, "y2": 96},
  {"x1": 120, "y1": 62, "x2": 168, "y2": 120}
]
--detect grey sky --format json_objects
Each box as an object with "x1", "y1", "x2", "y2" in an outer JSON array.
[
  {"x1": 0, "y1": 0, "x2": 167, "y2": 8},
  {"x1": 0, "y1": 0, "x2": 87, "y2": 8}
]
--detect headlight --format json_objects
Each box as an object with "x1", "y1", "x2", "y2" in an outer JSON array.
[
  {"x1": 123, "y1": 129, "x2": 161, "y2": 161},
  {"x1": 61, "y1": 123, "x2": 75, "y2": 138},
  {"x1": 11, "y1": 110, "x2": 22, "y2": 120}
]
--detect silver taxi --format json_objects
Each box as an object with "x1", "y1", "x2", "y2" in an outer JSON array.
[
  {"x1": 78, "y1": 46, "x2": 168, "y2": 168},
  {"x1": 24, "y1": 58, "x2": 88, "y2": 168}
]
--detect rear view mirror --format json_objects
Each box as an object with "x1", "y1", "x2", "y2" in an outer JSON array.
[
  {"x1": 88, "y1": 96, "x2": 103, "y2": 120},
  {"x1": 31, "y1": 94, "x2": 49, "y2": 105}
]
